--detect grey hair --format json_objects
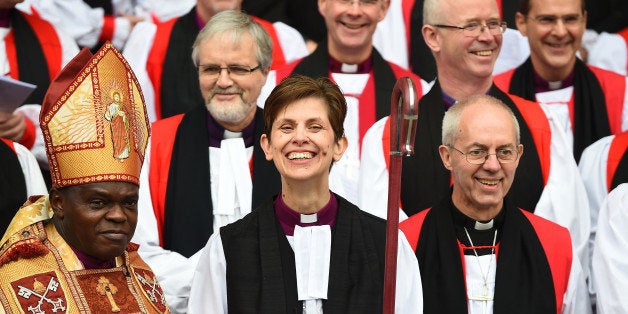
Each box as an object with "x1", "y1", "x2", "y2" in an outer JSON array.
[
  {"x1": 423, "y1": 0, "x2": 442, "y2": 25},
  {"x1": 441, "y1": 94, "x2": 521, "y2": 146},
  {"x1": 191, "y1": 10, "x2": 273, "y2": 71}
]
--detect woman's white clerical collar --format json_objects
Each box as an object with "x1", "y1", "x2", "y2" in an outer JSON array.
[{"x1": 300, "y1": 213, "x2": 318, "y2": 224}]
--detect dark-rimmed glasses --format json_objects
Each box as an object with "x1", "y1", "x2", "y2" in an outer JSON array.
[
  {"x1": 433, "y1": 21, "x2": 507, "y2": 37},
  {"x1": 198, "y1": 64, "x2": 261, "y2": 78}
]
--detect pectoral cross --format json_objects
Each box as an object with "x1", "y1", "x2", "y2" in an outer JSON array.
[
  {"x1": 96, "y1": 277, "x2": 121, "y2": 312},
  {"x1": 468, "y1": 283, "x2": 493, "y2": 314}
]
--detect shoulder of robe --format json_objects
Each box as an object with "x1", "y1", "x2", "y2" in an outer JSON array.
[{"x1": 0, "y1": 223, "x2": 49, "y2": 267}]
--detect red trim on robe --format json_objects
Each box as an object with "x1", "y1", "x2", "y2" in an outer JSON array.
[
  {"x1": 402, "y1": 0, "x2": 415, "y2": 58},
  {"x1": 0, "y1": 138, "x2": 17, "y2": 153},
  {"x1": 521, "y1": 210, "x2": 572, "y2": 314},
  {"x1": 495, "y1": 66, "x2": 626, "y2": 137},
  {"x1": 251, "y1": 17, "x2": 286, "y2": 69},
  {"x1": 5, "y1": 12, "x2": 62, "y2": 81},
  {"x1": 508, "y1": 94, "x2": 551, "y2": 185},
  {"x1": 148, "y1": 114, "x2": 257, "y2": 246},
  {"x1": 401, "y1": 207, "x2": 572, "y2": 314},
  {"x1": 148, "y1": 114, "x2": 185, "y2": 246},
  {"x1": 607, "y1": 132, "x2": 628, "y2": 192},
  {"x1": 19, "y1": 119, "x2": 36, "y2": 149},
  {"x1": 589, "y1": 66, "x2": 626, "y2": 135},
  {"x1": 146, "y1": 18, "x2": 177, "y2": 120},
  {"x1": 99, "y1": 15, "x2": 115, "y2": 42},
  {"x1": 618, "y1": 27, "x2": 628, "y2": 75},
  {"x1": 399, "y1": 208, "x2": 430, "y2": 251}
]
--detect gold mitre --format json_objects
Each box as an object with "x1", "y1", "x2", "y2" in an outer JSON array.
[{"x1": 40, "y1": 42, "x2": 150, "y2": 188}]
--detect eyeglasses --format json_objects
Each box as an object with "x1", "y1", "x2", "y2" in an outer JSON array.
[
  {"x1": 198, "y1": 64, "x2": 262, "y2": 78},
  {"x1": 529, "y1": 14, "x2": 584, "y2": 28},
  {"x1": 433, "y1": 21, "x2": 507, "y2": 37},
  {"x1": 334, "y1": 0, "x2": 380, "y2": 8},
  {"x1": 448, "y1": 146, "x2": 518, "y2": 165}
]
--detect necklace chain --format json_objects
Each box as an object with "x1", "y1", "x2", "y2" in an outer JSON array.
[{"x1": 464, "y1": 227, "x2": 498, "y2": 293}]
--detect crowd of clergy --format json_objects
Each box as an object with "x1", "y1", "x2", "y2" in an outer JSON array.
[{"x1": 1, "y1": 0, "x2": 628, "y2": 313}]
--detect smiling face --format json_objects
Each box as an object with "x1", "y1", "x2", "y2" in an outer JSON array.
[
  {"x1": 198, "y1": 31, "x2": 268, "y2": 131},
  {"x1": 424, "y1": 0, "x2": 502, "y2": 83},
  {"x1": 261, "y1": 97, "x2": 347, "y2": 186},
  {"x1": 516, "y1": 0, "x2": 586, "y2": 81},
  {"x1": 51, "y1": 181, "x2": 138, "y2": 261},
  {"x1": 318, "y1": 0, "x2": 389, "y2": 61},
  {"x1": 439, "y1": 100, "x2": 522, "y2": 218}
]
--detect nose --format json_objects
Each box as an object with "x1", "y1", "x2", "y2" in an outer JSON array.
[
  {"x1": 552, "y1": 19, "x2": 568, "y2": 36},
  {"x1": 481, "y1": 153, "x2": 501, "y2": 171},
  {"x1": 106, "y1": 204, "x2": 128, "y2": 222},
  {"x1": 346, "y1": 0, "x2": 363, "y2": 14},
  {"x1": 292, "y1": 126, "x2": 309, "y2": 145},
  {"x1": 216, "y1": 68, "x2": 234, "y2": 87},
  {"x1": 477, "y1": 25, "x2": 495, "y2": 42}
]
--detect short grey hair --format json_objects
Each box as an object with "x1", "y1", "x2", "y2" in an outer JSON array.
[
  {"x1": 191, "y1": 10, "x2": 273, "y2": 71},
  {"x1": 441, "y1": 94, "x2": 521, "y2": 146},
  {"x1": 423, "y1": 0, "x2": 443, "y2": 25}
]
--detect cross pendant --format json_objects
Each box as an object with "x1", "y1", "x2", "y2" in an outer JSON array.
[{"x1": 468, "y1": 284, "x2": 493, "y2": 314}]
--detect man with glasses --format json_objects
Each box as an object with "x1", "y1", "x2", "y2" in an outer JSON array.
[
  {"x1": 359, "y1": 0, "x2": 590, "y2": 276},
  {"x1": 131, "y1": 11, "x2": 281, "y2": 312},
  {"x1": 260, "y1": 0, "x2": 428, "y2": 205},
  {"x1": 123, "y1": 0, "x2": 309, "y2": 122},
  {"x1": 399, "y1": 94, "x2": 590, "y2": 314},
  {"x1": 494, "y1": 0, "x2": 628, "y2": 163}
]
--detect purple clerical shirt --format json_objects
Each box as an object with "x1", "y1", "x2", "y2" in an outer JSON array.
[{"x1": 274, "y1": 192, "x2": 338, "y2": 236}]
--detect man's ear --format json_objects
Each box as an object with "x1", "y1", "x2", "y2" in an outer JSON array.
[
  {"x1": 515, "y1": 12, "x2": 527, "y2": 36},
  {"x1": 260, "y1": 134, "x2": 273, "y2": 161},
  {"x1": 422, "y1": 24, "x2": 441, "y2": 53},
  {"x1": 438, "y1": 145, "x2": 453, "y2": 170},
  {"x1": 49, "y1": 189, "x2": 65, "y2": 219}
]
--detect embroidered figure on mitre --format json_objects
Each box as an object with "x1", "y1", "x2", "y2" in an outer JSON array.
[{"x1": 104, "y1": 89, "x2": 131, "y2": 161}]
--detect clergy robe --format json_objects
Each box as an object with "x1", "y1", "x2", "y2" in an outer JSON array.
[
  {"x1": 187, "y1": 194, "x2": 423, "y2": 313},
  {"x1": 579, "y1": 132, "x2": 628, "y2": 213},
  {"x1": 0, "y1": 196, "x2": 170, "y2": 314},
  {"x1": 400, "y1": 195, "x2": 591, "y2": 314},
  {"x1": 1, "y1": 7, "x2": 79, "y2": 164},
  {"x1": 494, "y1": 58, "x2": 628, "y2": 161},
  {"x1": 132, "y1": 106, "x2": 281, "y2": 312},
  {"x1": 591, "y1": 183, "x2": 628, "y2": 313},
  {"x1": 260, "y1": 41, "x2": 428, "y2": 204},
  {"x1": 0, "y1": 139, "x2": 47, "y2": 233},
  {"x1": 586, "y1": 27, "x2": 628, "y2": 76},
  {"x1": 578, "y1": 132, "x2": 628, "y2": 292},
  {"x1": 358, "y1": 81, "x2": 591, "y2": 277},
  {"x1": 122, "y1": 7, "x2": 308, "y2": 122}
]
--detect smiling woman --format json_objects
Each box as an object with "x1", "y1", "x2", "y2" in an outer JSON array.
[
  {"x1": 187, "y1": 75, "x2": 424, "y2": 313},
  {"x1": 261, "y1": 75, "x2": 348, "y2": 211}
]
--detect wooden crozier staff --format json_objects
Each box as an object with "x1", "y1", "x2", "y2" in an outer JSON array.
[{"x1": 382, "y1": 77, "x2": 419, "y2": 314}]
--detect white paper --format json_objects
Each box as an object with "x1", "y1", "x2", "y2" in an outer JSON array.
[{"x1": 0, "y1": 76, "x2": 37, "y2": 112}]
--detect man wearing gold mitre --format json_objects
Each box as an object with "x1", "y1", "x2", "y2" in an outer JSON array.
[{"x1": 0, "y1": 42, "x2": 169, "y2": 314}]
